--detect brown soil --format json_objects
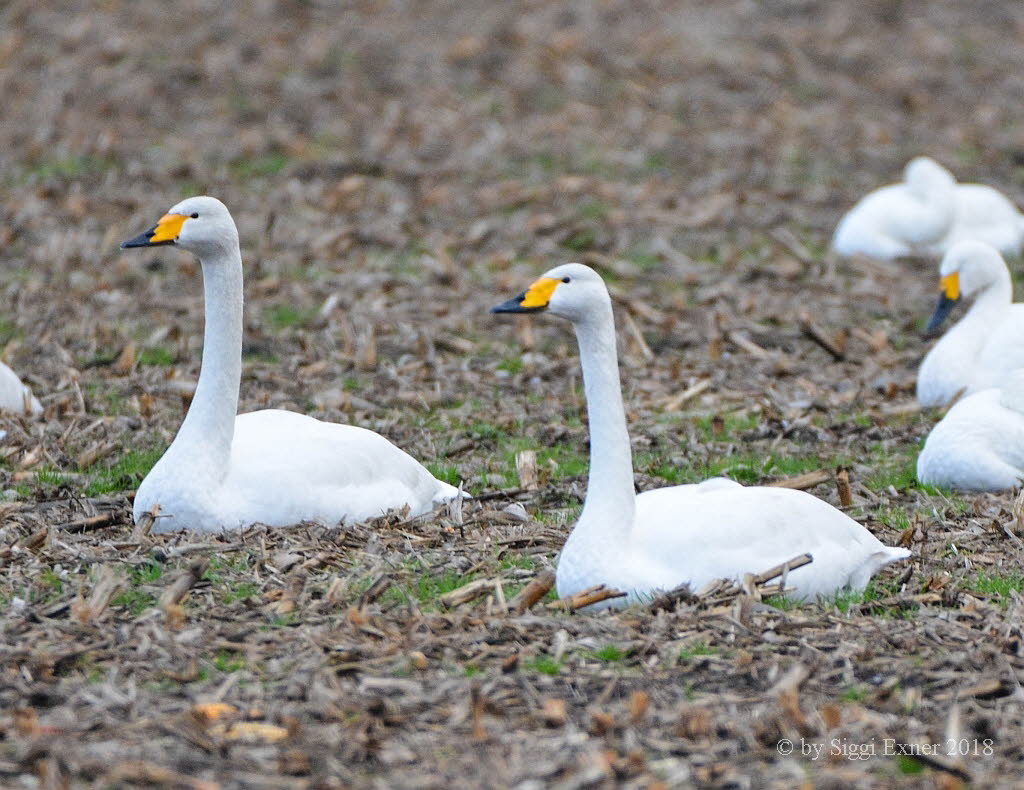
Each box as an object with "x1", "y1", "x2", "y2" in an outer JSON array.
[{"x1": 2, "y1": 1, "x2": 1024, "y2": 787}]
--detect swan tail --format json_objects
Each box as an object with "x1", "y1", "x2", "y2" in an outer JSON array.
[
  {"x1": 850, "y1": 546, "x2": 911, "y2": 590},
  {"x1": 433, "y1": 480, "x2": 470, "y2": 503},
  {"x1": 876, "y1": 546, "x2": 912, "y2": 565}
]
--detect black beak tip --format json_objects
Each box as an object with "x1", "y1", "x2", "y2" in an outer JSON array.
[
  {"x1": 120, "y1": 226, "x2": 174, "y2": 250},
  {"x1": 924, "y1": 293, "x2": 958, "y2": 336},
  {"x1": 491, "y1": 294, "x2": 527, "y2": 314}
]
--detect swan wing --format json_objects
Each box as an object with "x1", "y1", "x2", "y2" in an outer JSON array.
[
  {"x1": 940, "y1": 185, "x2": 1024, "y2": 255},
  {"x1": 0, "y1": 362, "x2": 41, "y2": 415},
  {"x1": 917, "y1": 389, "x2": 1024, "y2": 491},
  {"x1": 221, "y1": 410, "x2": 457, "y2": 526},
  {"x1": 626, "y1": 485, "x2": 907, "y2": 600},
  {"x1": 833, "y1": 185, "x2": 950, "y2": 257},
  {"x1": 973, "y1": 304, "x2": 1024, "y2": 390}
]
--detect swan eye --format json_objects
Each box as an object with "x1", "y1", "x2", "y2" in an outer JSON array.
[
  {"x1": 190, "y1": 212, "x2": 199, "y2": 219},
  {"x1": 562, "y1": 277, "x2": 570, "y2": 283}
]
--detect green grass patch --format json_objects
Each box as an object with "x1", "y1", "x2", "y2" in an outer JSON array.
[
  {"x1": 220, "y1": 581, "x2": 260, "y2": 604},
  {"x1": 23, "y1": 154, "x2": 117, "y2": 182},
  {"x1": 827, "y1": 579, "x2": 913, "y2": 618},
  {"x1": 213, "y1": 650, "x2": 246, "y2": 673},
  {"x1": 138, "y1": 346, "x2": 176, "y2": 366},
  {"x1": 694, "y1": 412, "x2": 760, "y2": 442},
  {"x1": 967, "y1": 571, "x2": 1024, "y2": 602},
  {"x1": 35, "y1": 466, "x2": 70, "y2": 488},
  {"x1": 895, "y1": 755, "x2": 925, "y2": 775},
  {"x1": 85, "y1": 448, "x2": 163, "y2": 496},
  {"x1": 626, "y1": 248, "x2": 660, "y2": 269},
  {"x1": 561, "y1": 228, "x2": 597, "y2": 252},
  {"x1": 497, "y1": 357, "x2": 524, "y2": 375},
  {"x1": 840, "y1": 684, "x2": 869, "y2": 702},
  {"x1": 112, "y1": 588, "x2": 156, "y2": 616},
  {"x1": 499, "y1": 554, "x2": 537, "y2": 572},
  {"x1": 129, "y1": 561, "x2": 163, "y2": 585},
  {"x1": 590, "y1": 645, "x2": 626, "y2": 664},
  {"x1": 426, "y1": 463, "x2": 461, "y2": 487},
  {"x1": 371, "y1": 562, "x2": 479, "y2": 611},
  {"x1": 637, "y1": 450, "x2": 826, "y2": 487},
  {"x1": 578, "y1": 200, "x2": 609, "y2": 221},
  {"x1": 527, "y1": 656, "x2": 562, "y2": 675},
  {"x1": 864, "y1": 442, "x2": 919, "y2": 492},
  {"x1": 229, "y1": 152, "x2": 290, "y2": 180},
  {"x1": 266, "y1": 304, "x2": 315, "y2": 331},
  {"x1": 678, "y1": 640, "x2": 718, "y2": 662},
  {"x1": 764, "y1": 595, "x2": 799, "y2": 611},
  {"x1": 84, "y1": 381, "x2": 128, "y2": 415},
  {"x1": 0, "y1": 318, "x2": 17, "y2": 345}
]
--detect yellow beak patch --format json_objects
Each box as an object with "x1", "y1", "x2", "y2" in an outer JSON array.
[
  {"x1": 519, "y1": 277, "x2": 561, "y2": 309},
  {"x1": 940, "y1": 272, "x2": 960, "y2": 301},
  {"x1": 148, "y1": 213, "x2": 188, "y2": 244}
]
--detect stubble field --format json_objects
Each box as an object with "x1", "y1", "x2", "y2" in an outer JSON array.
[{"x1": 2, "y1": 1, "x2": 1024, "y2": 787}]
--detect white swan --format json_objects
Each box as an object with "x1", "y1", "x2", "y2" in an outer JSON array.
[
  {"x1": 0, "y1": 361, "x2": 42, "y2": 416},
  {"x1": 917, "y1": 371, "x2": 1024, "y2": 492},
  {"x1": 917, "y1": 241, "x2": 1024, "y2": 407},
  {"x1": 120, "y1": 196, "x2": 460, "y2": 533},
  {"x1": 832, "y1": 157, "x2": 956, "y2": 260},
  {"x1": 492, "y1": 264, "x2": 910, "y2": 609},
  {"x1": 932, "y1": 182, "x2": 1024, "y2": 258},
  {"x1": 833, "y1": 157, "x2": 1024, "y2": 260}
]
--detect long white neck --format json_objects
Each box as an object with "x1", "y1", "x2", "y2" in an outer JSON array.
[
  {"x1": 947, "y1": 274, "x2": 1012, "y2": 346},
  {"x1": 164, "y1": 247, "x2": 244, "y2": 478},
  {"x1": 571, "y1": 303, "x2": 636, "y2": 539}
]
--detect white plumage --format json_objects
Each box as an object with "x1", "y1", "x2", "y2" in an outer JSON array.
[
  {"x1": 0, "y1": 361, "x2": 42, "y2": 416},
  {"x1": 833, "y1": 157, "x2": 1024, "y2": 260},
  {"x1": 933, "y1": 183, "x2": 1024, "y2": 257},
  {"x1": 121, "y1": 196, "x2": 460, "y2": 534},
  {"x1": 917, "y1": 241, "x2": 1024, "y2": 407},
  {"x1": 832, "y1": 157, "x2": 957, "y2": 260},
  {"x1": 917, "y1": 372, "x2": 1024, "y2": 492},
  {"x1": 492, "y1": 264, "x2": 910, "y2": 609}
]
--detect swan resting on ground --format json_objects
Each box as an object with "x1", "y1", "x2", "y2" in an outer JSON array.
[
  {"x1": 832, "y1": 157, "x2": 1024, "y2": 260},
  {"x1": 121, "y1": 196, "x2": 461, "y2": 533},
  {"x1": 492, "y1": 263, "x2": 910, "y2": 609},
  {"x1": 934, "y1": 182, "x2": 1024, "y2": 258},
  {"x1": 917, "y1": 241, "x2": 1024, "y2": 407},
  {"x1": 917, "y1": 371, "x2": 1024, "y2": 492},
  {"x1": 832, "y1": 157, "x2": 957, "y2": 260},
  {"x1": 0, "y1": 361, "x2": 42, "y2": 416}
]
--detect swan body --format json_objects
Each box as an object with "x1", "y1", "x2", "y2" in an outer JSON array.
[
  {"x1": 833, "y1": 157, "x2": 1024, "y2": 260},
  {"x1": 930, "y1": 184, "x2": 1024, "y2": 257},
  {"x1": 917, "y1": 241, "x2": 1024, "y2": 407},
  {"x1": 0, "y1": 361, "x2": 42, "y2": 416},
  {"x1": 917, "y1": 374, "x2": 1024, "y2": 491},
  {"x1": 832, "y1": 157, "x2": 957, "y2": 260},
  {"x1": 121, "y1": 196, "x2": 459, "y2": 533},
  {"x1": 492, "y1": 264, "x2": 910, "y2": 609}
]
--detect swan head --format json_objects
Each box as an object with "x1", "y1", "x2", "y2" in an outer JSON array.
[
  {"x1": 925, "y1": 240, "x2": 1008, "y2": 334},
  {"x1": 121, "y1": 196, "x2": 238, "y2": 258},
  {"x1": 491, "y1": 263, "x2": 610, "y2": 323},
  {"x1": 903, "y1": 156, "x2": 955, "y2": 199}
]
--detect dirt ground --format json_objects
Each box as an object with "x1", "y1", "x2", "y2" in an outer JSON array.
[{"x1": 3, "y1": 1, "x2": 1024, "y2": 787}]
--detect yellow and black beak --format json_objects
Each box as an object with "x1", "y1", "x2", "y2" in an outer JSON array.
[
  {"x1": 121, "y1": 213, "x2": 188, "y2": 249},
  {"x1": 491, "y1": 276, "x2": 561, "y2": 314},
  {"x1": 925, "y1": 272, "x2": 960, "y2": 335}
]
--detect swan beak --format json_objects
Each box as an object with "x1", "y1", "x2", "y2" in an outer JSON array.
[
  {"x1": 121, "y1": 213, "x2": 187, "y2": 248},
  {"x1": 490, "y1": 276, "x2": 560, "y2": 314},
  {"x1": 924, "y1": 273, "x2": 960, "y2": 335}
]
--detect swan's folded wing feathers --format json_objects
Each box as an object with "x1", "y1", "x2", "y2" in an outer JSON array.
[
  {"x1": 632, "y1": 485, "x2": 899, "y2": 600},
  {"x1": 225, "y1": 410, "x2": 448, "y2": 523},
  {"x1": 0, "y1": 361, "x2": 41, "y2": 415}
]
